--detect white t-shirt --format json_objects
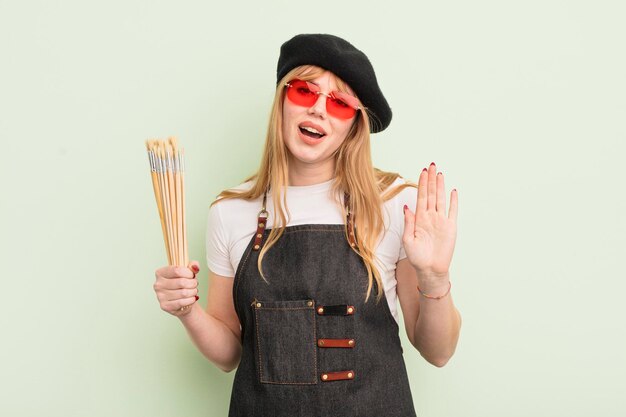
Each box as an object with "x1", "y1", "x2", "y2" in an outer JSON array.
[{"x1": 205, "y1": 176, "x2": 418, "y2": 324}]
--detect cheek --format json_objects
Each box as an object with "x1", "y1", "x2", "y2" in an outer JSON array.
[
  {"x1": 333, "y1": 119, "x2": 356, "y2": 141},
  {"x1": 281, "y1": 105, "x2": 293, "y2": 137},
  {"x1": 282, "y1": 100, "x2": 300, "y2": 131}
]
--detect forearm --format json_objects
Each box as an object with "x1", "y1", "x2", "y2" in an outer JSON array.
[
  {"x1": 178, "y1": 303, "x2": 242, "y2": 372},
  {"x1": 413, "y1": 273, "x2": 461, "y2": 367}
]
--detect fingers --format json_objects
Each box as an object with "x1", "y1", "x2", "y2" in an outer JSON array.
[
  {"x1": 417, "y1": 162, "x2": 453, "y2": 219},
  {"x1": 161, "y1": 297, "x2": 198, "y2": 315},
  {"x1": 156, "y1": 265, "x2": 195, "y2": 279},
  {"x1": 427, "y1": 162, "x2": 437, "y2": 212},
  {"x1": 158, "y1": 277, "x2": 198, "y2": 290},
  {"x1": 402, "y1": 204, "x2": 415, "y2": 244},
  {"x1": 416, "y1": 167, "x2": 428, "y2": 219},
  {"x1": 153, "y1": 277, "x2": 198, "y2": 297},
  {"x1": 154, "y1": 264, "x2": 198, "y2": 290},
  {"x1": 188, "y1": 260, "x2": 200, "y2": 277},
  {"x1": 154, "y1": 283, "x2": 199, "y2": 313},
  {"x1": 153, "y1": 261, "x2": 201, "y2": 316},
  {"x1": 449, "y1": 188, "x2": 458, "y2": 222},
  {"x1": 160, "y1": 283, "x2": 198, "y2": 298},
  {"x1": 436, "y1": 170, "x2": 446, "y2": 215}
]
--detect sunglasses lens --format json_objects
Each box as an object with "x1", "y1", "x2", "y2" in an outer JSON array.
[
  {"x1": 327, "y1": 95, "x2": 358, "y2": 119},
  {"x1": 286, "y1": 79, "x2": 359, "y2": 120},
  {"x1": 286, "y1": 80, "x2": 318, "y2": 107}
]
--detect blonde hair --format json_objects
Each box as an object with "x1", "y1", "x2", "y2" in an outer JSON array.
[{"x1": 212, "y1": 65, "x2": 417, "y2": 303}]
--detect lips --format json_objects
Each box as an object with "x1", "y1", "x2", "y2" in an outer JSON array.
[{"x1": 298, "y1": 121, "x2": 327, "y2": 139}]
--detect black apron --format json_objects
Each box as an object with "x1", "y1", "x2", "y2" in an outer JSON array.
[{"x1": 228, "y1": 195, "x2": 417, "y2": 417}]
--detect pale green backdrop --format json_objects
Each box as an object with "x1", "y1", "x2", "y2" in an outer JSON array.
[{"x1": 1, "y1": 0, "x2": 625, "y2": 416}]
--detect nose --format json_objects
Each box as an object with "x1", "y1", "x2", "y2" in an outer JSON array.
[{"x1": 307, "y1": 94, "x2": 327, "y2": 119}]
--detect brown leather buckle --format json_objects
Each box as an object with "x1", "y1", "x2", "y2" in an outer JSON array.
[
  {"x1": 316, "y1": 305, "x2": 355, "y2": 316},
  {"x1": 317, "y1": 338, "x2": 355, "y2": 348},
  {"x1": 252, "y1": 209, "x2": 268, "y2": 251},
  {"x1": 253, "y1": 192, "x2": 268, "y2": 251},
  {"x1": 320, "y1": 370, "x2": 355, "y2": 382}
]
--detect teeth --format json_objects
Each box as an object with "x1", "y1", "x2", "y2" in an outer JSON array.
[{"x1": 301, "y1": 126, "x2": 323, "y2": 135}]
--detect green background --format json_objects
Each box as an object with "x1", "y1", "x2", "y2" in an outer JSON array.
[{"x1": 2, "y1": 0, "x2": 625, "y2": 416}]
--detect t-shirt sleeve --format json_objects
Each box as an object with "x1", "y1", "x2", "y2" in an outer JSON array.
[
  {"x1": 394, "y1": 180, "x2": 419, "y2": 261},
  {"x1": 205, "y1": 201, "x2": 236, "y2": 277}
]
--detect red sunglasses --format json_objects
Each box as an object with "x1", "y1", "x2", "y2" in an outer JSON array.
[{"x1": 284, "y1": 79, "x2": 361, "y2": 120}]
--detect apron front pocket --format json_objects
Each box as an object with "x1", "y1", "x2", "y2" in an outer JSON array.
[{"x1": 252, "y1": 298, "x2": 317, "y2": 385}]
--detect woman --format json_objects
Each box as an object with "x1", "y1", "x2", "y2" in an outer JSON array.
[{"x1": 153, "y1": 34, "x2": 461, "y2": 416}]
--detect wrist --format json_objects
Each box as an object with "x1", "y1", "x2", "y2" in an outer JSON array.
[
  {"x1": 415, "y1": 270, "x2": 449, "y2": 288},
  {"x1": 415, "y1": 270, "x2": 450, "y2": 297},
  {"x1": 175, "y1": 302, "x2": 199, "y2": 319},
  {"x1": 417, "y1": 280, "x2": 451, "y2": 300}
]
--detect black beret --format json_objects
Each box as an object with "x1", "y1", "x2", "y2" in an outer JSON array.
[{"x1": 276, "y1": 34, "x2": 392, "y2": 133}]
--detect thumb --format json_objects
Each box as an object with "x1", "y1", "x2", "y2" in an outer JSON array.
[
  {"x1": 187, "y1": 260, "x2": 200, "y2": 277},
  {"x1": 402, "y1": 205, "x2": 415, "y2": 243}
]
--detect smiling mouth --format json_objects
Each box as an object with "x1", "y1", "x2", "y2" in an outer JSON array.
[{"x1": 299, "y1": 126, "x2": 326, "y2": 139}]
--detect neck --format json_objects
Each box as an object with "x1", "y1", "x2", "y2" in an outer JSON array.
[{"x1": 287, "y1": 157, "x2": 335, "y2": 186}]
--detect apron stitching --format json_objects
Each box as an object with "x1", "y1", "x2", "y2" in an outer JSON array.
[
  {"x1": 233, "y1": 240, "x2": 253, "y2": 325},
  {"x1": 253, "y1": 306, "x2": 263, "y2": 382},
  {"x1": 254, "y1": 300, "x2": 318, "y2": 385},
  {"x1": 281, "y1": 228, "x2": 344, "y2": 233},
  {"x1": 313, "y1": 305, "x2": 318, "y2": 384}
]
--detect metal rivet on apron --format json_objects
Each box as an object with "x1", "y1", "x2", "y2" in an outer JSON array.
[
  {"x1": 307, "y1": 300, "x2": 313, "y2": 307},
  {"x1": 318, "y1": 340, "x2": 325, "y2": 347},
  {"x1": 256, "y1": 233, "x2": 262, "y2": 238},
  {"x1": 253, "y1": 244, "x2": 260, "y2": 250},
  {"x1": 348, "y1": 339, "x2": 355, "y2": 346},
  {"x1": 347, "y1": 372, "x2": 354, "y2": 378},
  {"x1": 255, "y1": 302, "x2": 262, "y2": 308},
  {"x1": 321, "y1": 374, "x2": 328, "y2": 381},
  {"x1": 347, "y1": 307, "x2": 354, "y2": 314},
  {"x1": 258, "y1": 223, "x2": 265, "y2": 228}
]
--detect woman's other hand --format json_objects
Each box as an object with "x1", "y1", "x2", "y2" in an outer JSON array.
[{"x1": 402, "y1": 162, "x2": 458, "y2": 282}]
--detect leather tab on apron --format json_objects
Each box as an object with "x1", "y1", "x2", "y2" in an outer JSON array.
[
  {"x1": 316, "y1": 304, "x2": 355, "y2": 316},
  {"x1": 317, "y1": 338, "x2": 355, "y2": 348},
  {"x1": 320, "y1": 370, "x2": 355, "y2": 382},
  {"x1": 252, "y1": 192, "x2": 268, "y2": 251}
]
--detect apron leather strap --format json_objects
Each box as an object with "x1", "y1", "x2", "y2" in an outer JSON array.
[{"x1": 252, "y1": 189, "x2": 356, "y2": 251}]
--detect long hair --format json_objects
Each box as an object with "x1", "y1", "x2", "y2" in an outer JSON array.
[{"x1": 212, "y1": 65, "x2": 416, "y2": 303}]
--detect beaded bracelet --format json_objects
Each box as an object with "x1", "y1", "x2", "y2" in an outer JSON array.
[{"x1": 417, "y1": 281, "x2": 452, "y2": 300}]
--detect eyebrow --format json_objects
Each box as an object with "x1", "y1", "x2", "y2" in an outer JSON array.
[
  {"x1": 305, "y1": 80, "x2": 355, "y2": 96},
  {"x1": 306, "y1": 80, "x2": 346, "y2": 92}
]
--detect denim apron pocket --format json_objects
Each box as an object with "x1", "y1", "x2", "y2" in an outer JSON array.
[{"x1": 252, "y1": 298, "x2": 317, "y2": 385}]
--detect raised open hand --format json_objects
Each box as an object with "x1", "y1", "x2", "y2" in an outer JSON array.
[{"x1": 402, "y1": 162, "x2": 458, "y2": 280}]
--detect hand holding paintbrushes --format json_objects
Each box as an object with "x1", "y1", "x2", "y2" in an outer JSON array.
[{"x1": 146, "y1": 137, "x2": 199, "y2": 316}]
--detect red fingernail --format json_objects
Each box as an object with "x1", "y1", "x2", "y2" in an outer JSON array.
[
  {"x1": 403, "y1": 204, "x2": 408, "y2": 212},
  {"x1": 422, "y1": 168, "x2": 427, "y2": 172},
  {"x1": 430, "y1": 162, "x2": 435, "y2": 166},
  {"x1": 195, "y1": 295, "x2": 199, "y2": 301},
  {"x1": 191, "y1": 265, "x2": 199, "y2": 273}
]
